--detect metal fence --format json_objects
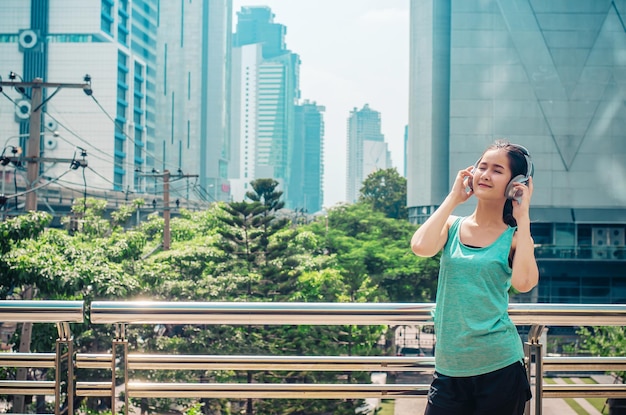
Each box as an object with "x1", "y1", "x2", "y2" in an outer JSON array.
[{"x1": 2, "y1": 300, "x2": 626, "y2": 415}]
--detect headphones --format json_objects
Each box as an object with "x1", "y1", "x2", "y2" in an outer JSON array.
[{"x1": 468, "y1": 144, "x2": 534, "y2": 202}]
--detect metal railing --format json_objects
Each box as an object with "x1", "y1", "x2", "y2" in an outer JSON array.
[
  {"x1": 3, "y1": 300, "x2": 626, "y2": 415},
  {"x1": 0, "y1": 300, "x2": 84, "y2": 415}
]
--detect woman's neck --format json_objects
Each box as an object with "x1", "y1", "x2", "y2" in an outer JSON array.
[{"x1": 471, "y1": 199, "x2": 506, "y2": 227}]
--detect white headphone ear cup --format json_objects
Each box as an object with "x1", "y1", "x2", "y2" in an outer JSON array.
[{"x1": 506, "y1": 175, "x2": 526, "y2": 199}]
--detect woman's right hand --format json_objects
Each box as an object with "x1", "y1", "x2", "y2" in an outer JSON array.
[{"x1": 449, "y1": 166, "x2": 475, "y2": 205}]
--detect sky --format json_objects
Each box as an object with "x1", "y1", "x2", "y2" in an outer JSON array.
[{"x1": 231, "y1": 0, "x2": 410, "y2": 208}]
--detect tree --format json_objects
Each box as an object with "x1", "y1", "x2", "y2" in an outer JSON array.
[
  {"x1": 359, "y1": 167, "x2": 408, "y2": 219},
  {"x1": 575, "y1": 326, "x2": 626, "y2": 381}
]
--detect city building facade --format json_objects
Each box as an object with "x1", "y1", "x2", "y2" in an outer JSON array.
[
  {"x1": 0, "y1": 0, "x2": 232, "y2": 207},
  {"x1": 407, "y1": 0, "x2": 626, "y2": 303},
  {"x1": 289, "y1": 100, "x2": 325, "y2": 214},
  {"x1": 156, "y1": 0, "x2": 232, "y2": 202},
  {"x1": 346, "y1": 104, "x2": 392, "y2": 203},
  {"x1": 231, "y1": 6, "x2": 301, "y2": 207},
  {"x1": 0, "y1": 0, "x2": 156, "y2": 195}
]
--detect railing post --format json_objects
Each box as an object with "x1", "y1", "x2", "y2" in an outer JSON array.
[
  {"x1": 112, "y1": 323, "x2": 129, "y2": 415},
  {"x1": 55, "y1": 321, "x2": 74, "y2": 415},
  {"x1": 525, "y1": 324, "x2": 545, "y2": 415}
]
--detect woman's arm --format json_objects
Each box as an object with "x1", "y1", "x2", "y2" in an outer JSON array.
[
  {"x1": 510, "y1": 177, "x2": 539, "y2": 292},
  {"x1": 411, "y1": 167, "x2": 474, "y2": 257}
]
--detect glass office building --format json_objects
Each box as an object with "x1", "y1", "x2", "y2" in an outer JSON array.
[
  {"x1": 232, "y1": 6, "x2": 301, "y2": 207},
  {"x1": 346, "y1": 104, "x2": 392, "y2": 203},
  {"x1": 408, "y1": 0, "x2": 626, "y2": 303},
  {"x1": 289, "y1": 101, "x2": 325, "y2": 214}
]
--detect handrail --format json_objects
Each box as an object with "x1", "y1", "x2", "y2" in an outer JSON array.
[
  {"x1": 509, "y1": 303, "x2": 626, "y2": 325},
  {"x1": 76, "y1": 353, "x2": 436, "y2": 371},
  {"x1": 89, "y1": 301, "x2": 436, "y2": 325},
  {"x1": 0, "y1": 300, "x2": 84, "y2": 323},
  {"x1": 543, "y1": 356, "x2": 626, "y2": 371},
  {"x1": 90, "y1": 301, "x2": 626, "y2": 326},
  {"x1": 126, "y1": 382, "x2": 430, "y2": 399},
  {"x1": 0, "y1": 352, "x2": 56, "y2": 368}
]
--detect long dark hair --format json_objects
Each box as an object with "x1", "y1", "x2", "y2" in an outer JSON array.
[{"x1": 480, "y1": 140, "x2": 530, "y2": 227}]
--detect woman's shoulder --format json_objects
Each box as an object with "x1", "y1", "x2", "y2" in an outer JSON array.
[{"x1": 446, "y1": 215, "x2": 463, "y2": 227}]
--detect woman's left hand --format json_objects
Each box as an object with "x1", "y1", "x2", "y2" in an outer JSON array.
[{"x1": 511, "y1": 176, "x2": 533, "y2": 219}]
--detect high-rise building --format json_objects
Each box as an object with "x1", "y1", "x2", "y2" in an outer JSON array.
[
  {"x1": 156, "y1": 0, "x2": 232, "y2": 202},
  {"x1": 289, "y1": 100, "x2": 325, "y2": 214},
  {"x1": 0, "y1": 0, "x2": 157, "y2": 194},
  {"x1": 233, "y1": 6, "x2": 286, "y2": 59},
  {"x1": 346, "y1": 104, "x2": 392, "y2": 203},
  {"x1": 229, "y1": 43, "x2": 262, "y2": 200},
  {"x1": 407, "y1": 0, "x2": 626, "y2": 303},
  {"x1": 231, "y1": 6, "x2": 301, "y2": 206},
  {"x1": 0, "y1": 0, "x2": 232, "y2": 205}
]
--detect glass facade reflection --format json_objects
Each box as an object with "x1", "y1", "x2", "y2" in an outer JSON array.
[{"x1": 408, "y1": 0, "x2": 626, "y2": 303}]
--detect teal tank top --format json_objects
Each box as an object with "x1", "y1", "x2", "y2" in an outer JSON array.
[{"x1": 433, "y1": 216, "x2": 525, "y2": 377}]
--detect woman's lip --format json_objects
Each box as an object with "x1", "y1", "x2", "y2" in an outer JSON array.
[{"x1": 478, "y1": 183, "x2": 491, "y2": 188}]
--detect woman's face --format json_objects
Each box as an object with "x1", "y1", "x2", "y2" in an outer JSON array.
[{"x1": 472, "y1": 148, "x2": 513, "y2": 200}]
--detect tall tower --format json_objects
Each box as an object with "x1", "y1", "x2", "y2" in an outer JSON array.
[
  {"x1": 346, "y1": 104, "x2": 391, "y2": 203},
  {"x1": 290, "y1": 101, "x2": 325, "y2": 213},
  {"x1": 231, "y1": 6, "x2": 300, "y2": 205},
  {"x1": 156, "y1": 0, "x2": 232, "y2": 201}
]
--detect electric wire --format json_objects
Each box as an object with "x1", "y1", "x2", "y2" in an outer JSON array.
[
  {"x1": 2, "y1": 80, "x2": 207, "y2": 211},
  {"x1": 86, "y1": 166, "x2": 118, "y2": 187},
  {"x1": 43, "y1": 112, "x2": 128, "y2": 167},
  {"x1": 47, "y1": 128, "x2": 118, "y2": 167},
  {"x1": 2, "y1": 168, "x2": 74, "y2": 199},
  {"x1": 88, "y1": 93, "x2": 179, "y2": 172},
  {"x1": 53, "y1": 177, "x2": 116, "y2": 193}
]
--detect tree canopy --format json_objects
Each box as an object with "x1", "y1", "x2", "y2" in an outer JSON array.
[
  {"x1": 0, "y1": 177, "x2": 438, "y2": 414},
  {"x1": 358, "y1": 167, "x2": 408, "y2": 219}
]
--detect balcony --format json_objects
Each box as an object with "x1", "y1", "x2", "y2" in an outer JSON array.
[
  {"x1": 535, "y1": 244, "x2": 626, "y2": 260},
  {"x1": 2, "y1": 300, "x2": 626, "y2": 415}
]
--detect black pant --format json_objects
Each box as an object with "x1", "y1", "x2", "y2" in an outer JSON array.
[{"x1": 424, "y1": 361, "x2": 531, "y2": 415}]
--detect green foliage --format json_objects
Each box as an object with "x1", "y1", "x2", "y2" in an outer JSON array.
[
  {"x1": 0, "y1": 181, "x2": 440, "y2": 414},
  {"x1": 359, "y1": 167, "x2": 408, "y2": 219},
  {"x1": 305, "y1": 202, "x2": 438, "y2": 303},
  {"x1": 574, "y1": 326, "x2": 626, "y2": 381}
]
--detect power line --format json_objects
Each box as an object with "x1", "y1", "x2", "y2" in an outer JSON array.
[
  {"x1": 88, "y1": 93, "x2": 180, "y2": 173},
  {"x1": 0, "y1": 77, "x2": 91, "y2": 211}
]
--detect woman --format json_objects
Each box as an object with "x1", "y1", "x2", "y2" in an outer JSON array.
[{"x1": 411, "y1": 140, "x2": 539, "y2": 414}]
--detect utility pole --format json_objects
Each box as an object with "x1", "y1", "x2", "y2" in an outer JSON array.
[
  {"x1": 25, "y1": 78, "x2": 42, "y2": 211},
  {"x1": 0, "y1": 76, "x2": 90, "y2": 413},
  {"x1": 0, "y1": 76, "x2": 92, "y2": 211},
  {"x1": 163, "y1": 170, "x2": 170, "y2": 250},
  {"x1": 139, "y1": 170, "x2": 198, "y2": 250}
]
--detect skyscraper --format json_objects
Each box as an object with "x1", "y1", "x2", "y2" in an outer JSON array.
[
  {"x1": 0, "y1": 0, "x2": 232, "y2": 204},
  {"x1": 156, "y1": 0, "x2": 232, "y2": 201},
  {"x1": 407, "y1": 0, "x2": 626, "y2": 303},
  {"x1": 290, "y1": 100, "x2": 325, "y2": 214},
  {"x1": 231, "y1": 6, "x2": 301, "y2": 206},
  {"x1": 346, "y1": 104, "x2": 392, "y2": 203}
]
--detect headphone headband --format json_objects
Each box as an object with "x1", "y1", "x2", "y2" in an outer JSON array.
[{"x1": 509, "y1": 144, "x2": 533, "y2": 179}]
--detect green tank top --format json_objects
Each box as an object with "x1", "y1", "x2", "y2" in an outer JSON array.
[{"x1": 433, "y1": 216, "x2": 525, "y2": 377}]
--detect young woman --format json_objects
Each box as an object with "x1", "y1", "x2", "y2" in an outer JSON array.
[{"x1": 411, "y1": 140, "x2": 539, "y2": 415}]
